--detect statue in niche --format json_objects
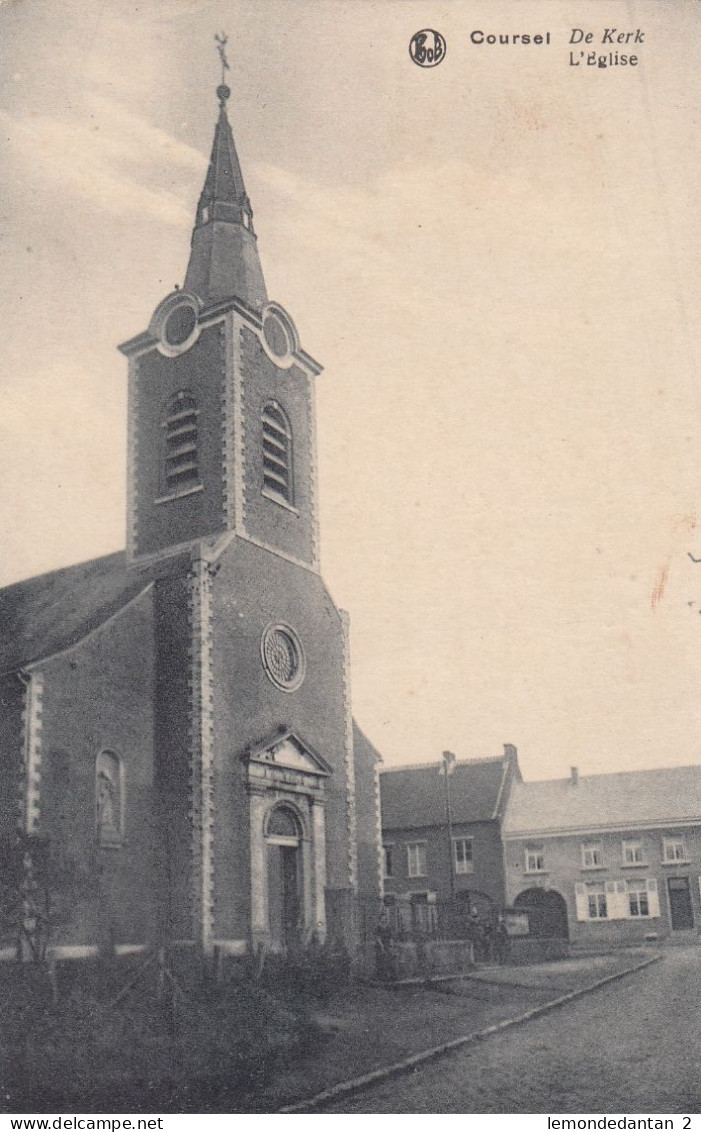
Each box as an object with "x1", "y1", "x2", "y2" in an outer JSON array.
[{"x1": 96, "y1": 755, "x2": 120, "y2": 845}]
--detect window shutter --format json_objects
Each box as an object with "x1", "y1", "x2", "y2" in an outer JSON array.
[
  {"x1": 262, "y1": 402, "x2": 293, "y2": 503},
  {"x1": 163, "y1": 393, "x2": 199, "y2": 492},
  {"x1": 398, "y1": 900, "x2": 412, "y2": 934},
  {"x1": 606, "y1": 880, "x2": 625, "y2": 919},
  {"x1": 615, "y1": 880, "x2": 629, "y2": 919},
  {"x1": 647, "y1": 878, "x2": 660, "y2": 918},
  {"x1": 574, "y1": 882, "x2": 588, "y2": 921}
]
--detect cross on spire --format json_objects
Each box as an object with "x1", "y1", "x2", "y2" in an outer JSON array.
[
  {"x1": 182, "y1": 36, "x2": 267, "y2": 311},
  {"x1": 215, "y1": 32, "x2": 231, "y2": 105}
]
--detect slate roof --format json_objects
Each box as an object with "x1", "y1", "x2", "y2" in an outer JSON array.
[
  {"x1": 198, "y1": 101, "x2": 250, "y2": 217},
  {"x1": 503, "y1": 765, "x2": 701, "y2": 836},
  {"x1": 353, "y1": 721, "x2": 383, "y2": 766},
  {"x1": 380, "y1": 756, "x2": 508, "y2": 829},
  {"x1": 0, "y1": 550, "x2": 174, "y2": 674}
]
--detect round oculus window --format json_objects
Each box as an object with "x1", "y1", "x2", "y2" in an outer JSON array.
[
  {"x1": 262, "y1": 312, "x2": 290, "y2": 359},
  {"x1": 261, "y1": 624, "x2": 305, "y2": 692},
  {"x1": 164, "y1": 303, "x2": 198, "y2": 347},
  {"x1": 150, "y1": 291, "x2": 202, "y2": 357}
]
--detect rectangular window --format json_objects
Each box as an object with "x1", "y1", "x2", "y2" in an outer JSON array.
[
  {"x1": 581, "y1": 842, "x2": 604, "y2": 869},
  {"x1": 383, "y1": 845, "x2": 394, "y2": 879},
  {"x1": 453, "y1": 837, "x2": 474, "y2": 874},
  {"x1": 662, "y1": 837, "x2": 688, "y2": 863},
  {"x1": 627, "y1": 881, "x2": 650, "y2": 917},
  {"x1": 586, "y1": 882, "x2": 608, "y2": 919},
  {"x1": 410, "y1": 893, "x2": 438, "y2": 933},
  {"x1": 382, "y1": 895, "x2": 399, "y2": 934},
  {"x1": 622, "y1": 839, "x2": 645, "y2": 865},
  {"x1": 407, "y1": 842, "x2": 427, "y2": 878},
  {"x1": 525, "y1": 846, "x2": 546, "y2": 873}
]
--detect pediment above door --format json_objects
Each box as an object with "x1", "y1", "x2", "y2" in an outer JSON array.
[{"x1": 243, "y1": 728, "x2": 332, "y2": 783}]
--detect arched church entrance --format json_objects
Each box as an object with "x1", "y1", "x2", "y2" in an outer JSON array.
[
  {"x1": 515, "y1": 887, "x2": 569, "y2": 939},
  {"x1": 266, "y1": 805, "x2": 303, "y2": 950}
]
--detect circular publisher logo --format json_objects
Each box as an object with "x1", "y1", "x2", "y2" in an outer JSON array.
[{"x1": 409, "y1": 29, "x2": 446, "y2": 68}]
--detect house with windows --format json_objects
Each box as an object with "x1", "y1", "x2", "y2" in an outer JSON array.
[
  {"x1": 379, "y1": 745, "x2": 521, "y2": 932},
  {"x1": 0, "y1": 75, "x2": 383, "y2": 962},
  {"x1": 502, "y1": 764, "x2": 701, "y2": 945}
]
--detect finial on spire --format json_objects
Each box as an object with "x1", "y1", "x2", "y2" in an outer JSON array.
[
  {"x1": 184, "y1": 38, "x2": 267, "y2": 309},
  {"x1": 215, "y1": 32, "x2": 231, "y2": 106}
]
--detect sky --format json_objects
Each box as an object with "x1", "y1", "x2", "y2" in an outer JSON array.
[{"x1": 0, "y1": 0, "x2": 699, "y2": 781}]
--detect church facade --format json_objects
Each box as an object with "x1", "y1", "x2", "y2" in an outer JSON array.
[{"x1": 0, "y1": 79, "x2": 382, "y2": 961}]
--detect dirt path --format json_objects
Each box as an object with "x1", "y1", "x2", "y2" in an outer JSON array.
[{"x1": 324, "y1": 947, "x2": 701, "y2": 1114}]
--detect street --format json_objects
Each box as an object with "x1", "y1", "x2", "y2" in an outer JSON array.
[{"x1": 324, "y1": 947, "x2": 701, "y2": 1114}]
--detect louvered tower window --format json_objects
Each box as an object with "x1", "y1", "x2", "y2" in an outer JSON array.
[
  {"x1": 262, "y1": 402, "x2": 293, "y2": 504},
  {"x1": 163, "y1": 392, "x2": 199, "y2": 492}
]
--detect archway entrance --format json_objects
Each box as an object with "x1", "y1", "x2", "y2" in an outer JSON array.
[
  {"x1": 266, "y1": 805, "x2": 302, "y2": 950},
  {"x1": 515, "y1": 887, "x2": 569, "y2": 939},
  {"x1": 244, "y1": 730, "x2": 330, "y2": 952}
]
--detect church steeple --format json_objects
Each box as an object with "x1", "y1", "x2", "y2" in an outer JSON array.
[
  {"x1": 120, "y1": 42, "x2": 321, "y2": 570},
  {"x1": 184, "y1": 68, "x2": 267, "y2": 312}
]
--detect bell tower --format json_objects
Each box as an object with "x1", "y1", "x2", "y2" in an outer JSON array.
[
  {"x1": 119, "y1": 68, "x2": 321, "y2": 572},
  {"x1": 184, "y1": 81, "x2": 267, "y2": 311}
]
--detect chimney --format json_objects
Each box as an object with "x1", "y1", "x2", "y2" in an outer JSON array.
[
  {"x1": 570, "y1": 766, "x2": 579, "y2": 786},
  {"x1": 504, "y1": 743, "x2": 517, "y2": 761}
]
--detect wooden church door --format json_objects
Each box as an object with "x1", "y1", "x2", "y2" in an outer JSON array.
[{"x1": 266, "y1": 805, "x2": 303, "y2": 950}]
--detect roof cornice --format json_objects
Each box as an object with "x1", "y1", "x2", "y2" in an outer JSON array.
[
  {"x1": 504, "y1": 815, "x2": 701, "y2": 839},
  {"x1": 380, "y1": 755, "x2": 503, "y2": 775},
  {"x1": 381, "y1": 818, "x2": 497, "y2": 833},
  {"x1": 118, "y1": 295, "x2": 322, "y2": 375}
]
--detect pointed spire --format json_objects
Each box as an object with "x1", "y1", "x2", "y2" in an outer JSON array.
[{"x1": 184, "y1": 45, "x2": 267, "y2": 312}]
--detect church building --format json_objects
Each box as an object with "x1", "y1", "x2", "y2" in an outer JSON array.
[{"x1": 0, "y1": 75, "x2": 383, "y2": 961}]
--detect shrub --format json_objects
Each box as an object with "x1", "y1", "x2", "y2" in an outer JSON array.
[
  {"x1": 261, "y1": 936, "x2": 352, "y2": 1000},
  {"x1": 0, "y1": 956, "x2": 321, "y2": 1109}
]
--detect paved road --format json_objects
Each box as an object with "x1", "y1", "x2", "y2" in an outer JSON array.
[{"x1": 325, "y1": 948, "x2": 701, "y2": 1113}]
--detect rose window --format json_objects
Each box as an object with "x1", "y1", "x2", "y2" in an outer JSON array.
[{"x1": 261, "y1": 625, "x2": 305, "y2": 691}]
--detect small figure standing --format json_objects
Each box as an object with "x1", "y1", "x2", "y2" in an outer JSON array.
[
  {"x1": 469, "y1": 905, "x2": 486, "y2": 961},
  {"x1": 494, "y1": 914, "x2": 509, "y2": 965},
  {"x1": 375, "y1": 920, "x2": 396, "y2": 982}
]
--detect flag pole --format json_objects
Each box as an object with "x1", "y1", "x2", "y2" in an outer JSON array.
[{"x1": 442, "y1": 750, "x2": 456, "y2": 904}]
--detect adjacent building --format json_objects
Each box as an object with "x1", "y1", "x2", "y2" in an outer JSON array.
[
  {"x1": 380, "y1": 745, "x2": 521, "y2": 931},
  {"x1": 0, "y1": 77, "x2": 383, "y2": 961},
  {"x1": 503, "y1": 764, "x2": 701, "y2": 945}
]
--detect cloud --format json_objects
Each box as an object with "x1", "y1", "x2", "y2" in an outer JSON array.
[
  {"x1": 252, "y1": 155, "x2": 574, "y2": 340},
  {"x1": 0, "y1": 94, "x2": 206, "y2": 226},
  {"x1": 88, "y1": 95, "x2": 206, "y2": 174}
]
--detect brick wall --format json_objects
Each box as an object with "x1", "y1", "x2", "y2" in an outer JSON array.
[
  {"x1": 240, "y1": 327, "x2": 315, "y2": 566},
  {"x1": 209, "y1": 537, "x2": 353, "y2": 940},
  {"x1": 352, "y1": 727, "x2": 382, "y2": 902},
  {"x1": 505, "y1": 826, "x2": 701, "y2": 944},
  {"x1": 36, "y1": 590, "x2": 157, "y2": 949},
  {"x1": 153, "y1": 574, "x2": 195, "y2": 941},
  {"x1": 0, "y1": 674, "x2": 23, "y2": 839},
  {"x1": 383, "y1": 819, "x2": 507, "y2": 908},
  {"x1": 133, "y1": 323, "x2": 227, "y2": 558}
]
